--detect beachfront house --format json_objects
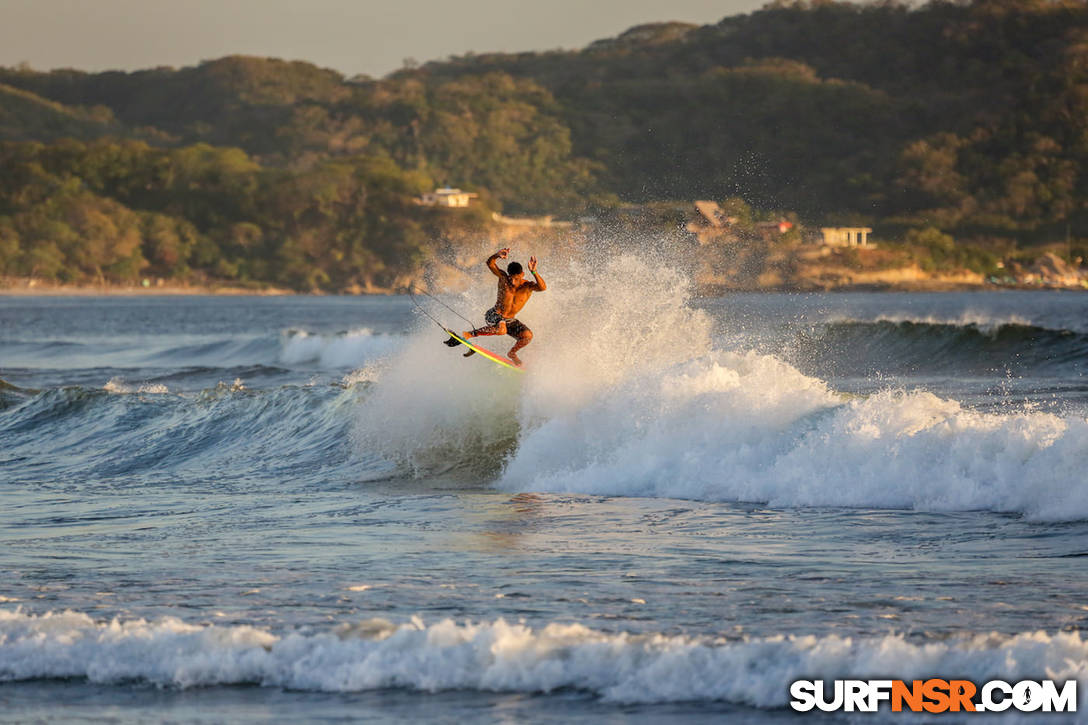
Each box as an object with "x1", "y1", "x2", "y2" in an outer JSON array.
[
  {"x1": 820, "y1": 227, "x2": 873, "y2": 248},
  {"x1": 419, "y1": 187, "x2": 478, "y2": 208}
]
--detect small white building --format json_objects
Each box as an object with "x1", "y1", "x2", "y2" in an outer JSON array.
[
  {"x1": 820, "y1": 227, "x2": 873, "y2": 248},
  {"x1": 419, "y1": 187, "x2": 478, "y2": 208}
]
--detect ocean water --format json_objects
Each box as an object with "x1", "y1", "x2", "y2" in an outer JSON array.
[{"x1": 3, "y1": 258, "x2": 1088, "y2": 723}]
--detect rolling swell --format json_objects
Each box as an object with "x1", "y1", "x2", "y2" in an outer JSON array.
[
  {"x1": 143, "y1": 336, "x2": 279, "y2": 366},
  {"x1": 0, "y1": 322, "x2": 415, "y2": 488},
  {"x1": 139, "y1": 328, "x2": 398, "y2": 369},
  {"x1": 0, "y1": 381, "x2": 383, "y2": 486},
  {"x1": 5, "y1": 328, "x2": 399, "y2": 373},
  {"x1": 795, "y1": 319, "x2": 1088, "y2": 377},
  {"x1": 113, "y1": 364, "x2": 292, "y2": 390}
]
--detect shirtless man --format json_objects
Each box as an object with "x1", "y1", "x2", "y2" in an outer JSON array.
[{"x1": 444, "y1": 247, "x2": 546, "y2": 366}]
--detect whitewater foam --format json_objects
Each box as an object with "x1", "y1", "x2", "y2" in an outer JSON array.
[
  {"x1": 502, "y1": 346, "x2": 1088, "y2": 520},
  {"x1": 279, "y1": 328, "x2": 401, "y2": 369},
  {"x1": 352, "y1": 328, "x2": 523, "y2": 476},
  {"x1": 1, "y1": 608, "x2": 1085, "y2": 708},
  {"x1": 847, "y1": 312, "x2": 1036, "y2": 333},
  {"x1": 103, "y1": 378, "x2": 170, "y2": 395},
  {"x1": 352, "y1": 252, "x2": 1088, "y2": 520},
  {"x1": 353, "y1": 253, "x2": 708, "y2": 476},
  {"x1": 481, "y1": 258, "x2": 1088, "y2": 520}
]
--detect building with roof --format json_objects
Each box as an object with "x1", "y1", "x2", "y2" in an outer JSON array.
[
  {"x1": 419, "y1": 187, "x2": 478, "y2": 208},
  {"x1": 820, "y1": 227, "x2": 873, "y2": 248}
]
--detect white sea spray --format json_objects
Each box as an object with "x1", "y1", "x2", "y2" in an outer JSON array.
[{"x1": 1, "y1": 609, "x2": 1086, "y2": 709}]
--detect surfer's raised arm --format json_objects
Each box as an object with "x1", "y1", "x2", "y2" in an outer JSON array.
[
  {"x1": 445, "y1": 247, "x2": 540, "y2": 367},
  {"x1": 527, "y1": 256, "x2": 546, "y2": 291},
  {"x1": 487, "y1": 248, "x2": 510, "y2": 277}
]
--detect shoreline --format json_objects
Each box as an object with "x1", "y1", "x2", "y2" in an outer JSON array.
[
  {"x1": 3, "y1": 279, "x2": 1087, "y2": 297},
  {"x1": 3, "y1": 285, "x2": 1086, "y2": 297},
  {"x1": 698, "y1": 281, "x2": 1088, "y2": 295},
  {"x1": 0, "y1": 281, "x2": 297, "y2": 296}
]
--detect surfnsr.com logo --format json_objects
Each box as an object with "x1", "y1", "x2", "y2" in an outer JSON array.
[{"x1": 790, "y1": 679, "x2": 1077, "y2": 713}]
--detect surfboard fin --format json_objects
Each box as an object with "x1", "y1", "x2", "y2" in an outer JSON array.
[
  {"x1": 462, "y1": 349, "x2": 476, "y2": 357},
  {"x1": 443, "y1": 336, "x2": 460, "y2": 347}
]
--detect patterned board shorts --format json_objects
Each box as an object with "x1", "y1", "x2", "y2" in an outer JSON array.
[{"x1": 485, "y1": 308, "x2": 529, "y2": 337}]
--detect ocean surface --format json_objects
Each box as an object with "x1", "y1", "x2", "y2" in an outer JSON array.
[{"x1": 3, "y1": 262, "x2": 1088, "y2": 722}]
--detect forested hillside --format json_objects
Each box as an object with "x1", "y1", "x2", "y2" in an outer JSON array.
[
  {"x1": 415, "y1": 0, "x2": 1088, "y2": 241},
  {"x1": 0, "y1": 0, "x2": 1085, "y2": 290}
]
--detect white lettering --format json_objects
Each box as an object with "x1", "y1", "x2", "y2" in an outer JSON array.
[
  {"x1": 981, "y1": 681, "x2": 1012, "y2": 712},
  {"x1": 789, "y1": 680, "x2": 816, "y2": 712},
  {"x1": 868, "y1": 680, "x2": 893, "y2": 711},
  {"x1": 816, "y1": 680, "x2": 844, "y2": 712},
  {"x1": 1041, "y1": 680, "x2": 1077, "y2": 713},
  {"x1": 1013, "y1": 680, "x2": 1043, "y2": 712},
  {"x1": 844, "y1": 680, "x2": 868, "y2": 712},
  {"x1": 790, "y1": 677, "x2": 1074, "y2": 714}
]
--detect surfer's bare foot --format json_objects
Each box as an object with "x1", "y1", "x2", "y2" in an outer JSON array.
[{"x1": 508, "y1": 351, "x2": 523, "y2": 367}]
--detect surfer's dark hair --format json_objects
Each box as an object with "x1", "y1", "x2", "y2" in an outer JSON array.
[{"x1": 507, "y1": 262, "x2": 523, "y2": 275}]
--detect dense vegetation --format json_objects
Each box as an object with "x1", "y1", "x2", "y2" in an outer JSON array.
[
  {"x1": 413, "y1": 0, "x2": 1088, "y2": 243},
  {"x1": 0, "y1": 0, "x2": 1086, "y2": 288},
  {"x1": 0, "y1": 140, "x2": 474, "y2": 289}
]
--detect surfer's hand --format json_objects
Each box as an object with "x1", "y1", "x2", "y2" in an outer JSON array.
[
  {"x1": 528, "y1": 256, "x2": 537, "y2": 273},
  {"x1": 498, "y1": 248, "x2": 510, "y2": 259}
]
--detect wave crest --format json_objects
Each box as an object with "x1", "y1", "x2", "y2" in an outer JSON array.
[
  {"x1": 2, "y1": 608, "x2": 1086, "y2": 706},
  {"x1": 797, "y1": 318, "x2": 1088, "y2": 376},
  {"x1": 348, "y1": 254, "x2": 1088, "y2": 520},
  {"x1": 279, "y1": 328, "x2": 400, "y2": 368},
  {"x1": 503, "y1": 346, "x2": 1088, "y2": 521}
]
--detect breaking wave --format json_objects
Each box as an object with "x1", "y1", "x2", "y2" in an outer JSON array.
[
  {"x1": 7, "y1": 255, "x2": 1088, "y2": 522},
  {"x1": 501, "y1": 349, "x2": 1088, "y2": 521},
  {"x1": 278, "y1": 328, "x2": 400, "y2": 368},
  {"x1": 1, "y1": 608, "x2": 1085, "y2": 707},
  {"x1": 354, "y1": 253, "x2": 1088, "y2": 521}
]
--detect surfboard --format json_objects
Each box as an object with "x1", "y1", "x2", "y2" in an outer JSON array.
[{"x1": 443, "y1": 328, "x2": 525, "y2": 372}]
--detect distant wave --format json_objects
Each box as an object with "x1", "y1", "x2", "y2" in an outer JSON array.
[
  {"x1": 862, "y1": 312, "x2": 1035, "y2": 332},
  {"x1": 1, "y1": 608, "x2": 1086, "y2": 707},
  {"x1": 103, "y1": 378, "x2": 170, "y2": 395},
  {"x1": 143, "y1": 336, "x2": 279, "y2": 366},
  {"x1": 278, "y1": 328, "x2": 400, "y2": 368},
  {"x1": 101, "y1": 364, "x2": 291, "y2": 392},
  {"x1": 1, "y1": 339, "x2": 87, "y2": 352},
  {"x1": 795, "y1": 319, "x2": 1088, "y2": 377},
  {"x1": 3, "y1": 329, "x2": 404, "y2": 371},
  {"x1": 0, "y1": 381, "x2": 382, "y2": 483},
  {"x1": 137, "y1": 328, "x2": 400, "y2": 369}
]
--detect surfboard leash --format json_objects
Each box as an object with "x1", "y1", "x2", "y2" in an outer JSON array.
[{"x1": 408, "y1": 284, "x2": 476, "y2": 329}]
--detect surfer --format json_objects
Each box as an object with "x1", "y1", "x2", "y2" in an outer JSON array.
[{"x1": 445, "y1": 247, "x2": 546, "y2": 366}]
